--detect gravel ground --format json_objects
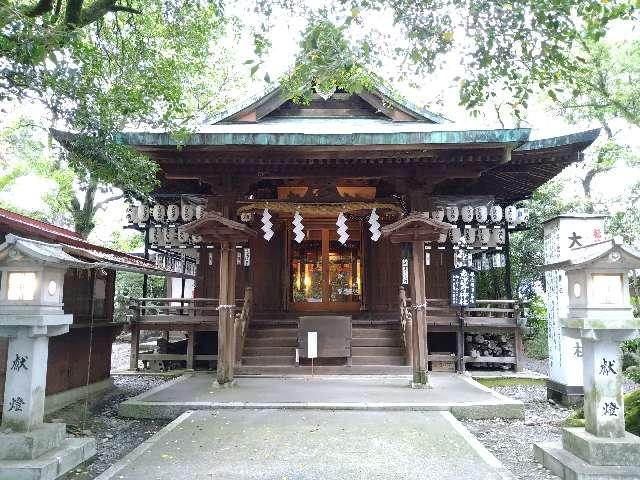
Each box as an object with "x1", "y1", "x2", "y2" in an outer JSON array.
[
  {"x1": 52, "y1": 375, "x2": 171, "y2": 480},
  {"x1": 463, "y1": 384, "x2": 568, "y2": 480}
]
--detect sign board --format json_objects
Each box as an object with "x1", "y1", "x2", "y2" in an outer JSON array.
[
  {"x1": 450, "y1": 266, "x2": 478, "y2": 307},
  {"x1": 307, "y1": 331, "x2": 318, "y2": 359}
]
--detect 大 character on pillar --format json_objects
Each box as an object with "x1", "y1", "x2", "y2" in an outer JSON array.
[{"x1": 535, "y1": 234, "x2": 640, "y2": 479}]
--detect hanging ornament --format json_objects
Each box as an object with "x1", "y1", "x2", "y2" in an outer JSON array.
[
  {"x1": 461, "y1": 205, "x2": 474, "y2": 223},
  {"x1": 137, "y1": 204, "x2": 150, "y2": 224},
  {"x1": 446, "y1": 206, "x2": 459, "y2": 223},
  {"x1": 474, "y1": 206, "x2": 488, "y2": 223},
  {"x1": 489, "y1": 205, "x2": 503, "y2": 223},
  {"x1": 195, "y1": 205, "x2": 206, "y2": 219},
  {"x1": 152, "y1": 204, "x2": 166, "y2": 223},
  {"x1": 181, "y1": 204, "x2": 194, "y2": 222},
  {"x1": 431, "y1": 206, "x2": 445, "y2": 222},
  {"x1": 464, "y1": 227, "x2": 476, "y2": 245},
  {"x1": 177, "y1": 227, "x2": 189, "y2": 244},
  {"x1": 336, "y1": 212, "x2": 349, "y2": 245},
  {"x1": 261, "y1": 208, "x2": 274, "y2": 241},
  {"x1": 479, "y1": 227, "x2": 491, "y2": 246},
  {"x1": 505, "y1": 205, "x2": 517, "y2": 225},
  {"x1": 149, "y1": 226, "x2": 160, "y2": 244},
  {"x1": 368, "y1": 208, "x2": 381, "y2": 242},
  {"x1": 449, "y1": 227, "x2": 462, "y2": 245},
  {"x1": 517, "y1": 207, "x2": 530, "y2": 225},
  {"x1": 167, "y1": 204, "x2": 180, "y2": 222},
  {"x1": 292, "y1": 210, "x2": 305, "y2": 243},
  {"x1": 125, "y1": 205, "x2": 138, "y2": 224}
]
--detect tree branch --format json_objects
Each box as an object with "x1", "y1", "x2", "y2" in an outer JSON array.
[
  {"x1": 77, "y1": 0, "x2": 141, "y2": 28},
  {"x1": 25, "y1": 0, "x2": 54, "y2": 17},
  {"x1": 92, "y1": 193, "x2": 124, "y2": 213},
  {"x1": 110, "y1": 5, "x2": 142, "y2": 14},
  {"x1": 64, "y1": 0, "x2": 84, "y2": 26}
]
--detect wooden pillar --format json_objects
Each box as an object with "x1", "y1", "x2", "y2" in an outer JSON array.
[
  {"x1": 410, "y1": 241, "x2": 428, "y2": 385},
  {"x1": 514, "y1": 327, "x2": 524, "y2": 372},
  {"x1": 186, "y1": 330, "x2": 194, "y2": 370},
  {"x1": 129, "y1": 324, "x2": 139, "y2": 371},
  {"x1": 216, "y1": 242, "x2": 237, "y2": 385}
]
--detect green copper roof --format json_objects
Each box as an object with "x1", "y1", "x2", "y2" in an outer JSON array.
[
  {"x1": 118, "y1": 122, "x2": 532, "y2": 147},
  {"x1": 515, "y1": 129, "x2": 600, "y2": 151}
]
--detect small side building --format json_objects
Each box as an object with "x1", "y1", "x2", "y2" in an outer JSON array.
[{"x1": 0, "y1": 207, "x2": 179, "y2": 412}]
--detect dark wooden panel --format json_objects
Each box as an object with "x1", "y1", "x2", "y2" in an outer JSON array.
[
  {"x1": 367, "y1": 237, "x2": 402, "y2": 312},
  {"x1": 45, "y1": 326, "x2": 118, "y2": 395},
  {"x1": 0, "y1": 337, "x2": 7, "y2": 404},
  {"x1": 250, "y1": 221, "x2": 283, "y2": 311},
  {"x1": 425, "y1": 250, "x2": 453, "y2": 299}
]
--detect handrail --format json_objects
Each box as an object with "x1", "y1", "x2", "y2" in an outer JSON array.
[
  {"x1": 235, "y1": 287, "x2": 253, "y2": 366},
  {"x1": 128, "y1": 296, "x2": 246, "y2": 319}
]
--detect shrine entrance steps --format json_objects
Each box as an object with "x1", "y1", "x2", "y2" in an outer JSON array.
[{"x1": 237, "y1": 315, "x2": 409, "y2": 375}]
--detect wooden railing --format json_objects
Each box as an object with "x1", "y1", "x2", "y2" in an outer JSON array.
[
  {"x1": 397, "y1": 294, "x2": 525, "y2": 370},
  {"x1": 127, "y1": 292, "x2": 250, "y2": 371},
  {"x1": 235, "y1": 287, "x2": 253, "y2": 366}
]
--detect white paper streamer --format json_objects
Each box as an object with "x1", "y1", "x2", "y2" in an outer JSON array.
[
  {"x1": 368, "y1": 208, "x2": 381, "y2": 242},
  {"x1": 261, "y1": 208, "x2": 274, "y2": 241},
  {"x1": 336, "y1": 212, "x2": 349, "y2": 244},
  {"x1": 292, "y1": 210, "x2": 305, "y2": 243}
]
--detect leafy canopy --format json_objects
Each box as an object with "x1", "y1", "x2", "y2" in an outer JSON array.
[{"x1": 255, "y1": 0, "x2": 638, "y2": 116}]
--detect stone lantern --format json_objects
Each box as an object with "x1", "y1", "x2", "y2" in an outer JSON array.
[
  {"x1": 535, "y1": 236, "x2": 640, "y2": 479},
  {"x1": 0, "y1": 235, "x2": 96, "y2": 479}
]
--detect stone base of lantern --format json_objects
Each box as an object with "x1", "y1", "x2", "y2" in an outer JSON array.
[
  {"x1": 0, "y1": 423, "x2": 95, "y2": 480},
  {"x1": 534, "y1": 427, "x2": 640, "y2": 480}
]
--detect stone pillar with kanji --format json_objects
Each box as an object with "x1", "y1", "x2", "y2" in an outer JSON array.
[
  {"x1": 0, "y1": 235, "x2": 96, "y2": 479},
  {"x1": 534, "y1": 235, "x2": 640, "y2": 479},
  {"x1": 542, "y1": 214, "x2": 608, "y2": 405}
]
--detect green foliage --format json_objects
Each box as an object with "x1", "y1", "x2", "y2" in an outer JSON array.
[
  {"x1": 509, "y1": 180, "x2": 577, "y2": 297},
  {"x1": 523, "y1": 295, "x2": 549, "y2": 360},
  {"x1": 1, "y1": 1, "x2": 240, "y2": 237},
  {"x1": 114, "y1": 272, "x2": 165, "y2": 324},
  {"x1": 565, "y1": 408, "x2": 586, "y2": 428},
  {"x1": 625, "y1": 389, "x2": 640, "y2": 436},
  {"x1": 279, "y1": 12, "x2": 377, "y2": 103},
  {"x1": 258, "y1": 1, "x2": 638, "y2": 116},
  {"x1": 626, "y1": 366, "x2": 640, "y2": 384}
]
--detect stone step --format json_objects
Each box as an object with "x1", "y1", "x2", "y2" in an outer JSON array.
[
  {"x1": 351, "y1": 356, "x2": 405, "y2": 366},
  {"x1": 236, "y1": 365, "x2": 412, "y2": 375},
  {"x1": 245, "y1": 336, "x2": 298, "y2": 347},
  {"x1": 352, "y1": 346, "x2": 404, "y2": 356},
  {"x1": 352, "y1": 337, "x2": 403, "y2": 347},
  {"x1": 352, "y1": 328, "x2": 401, "y2": 338},
  {"x1": 243, "y1": 346, "x2": 297, "y2": 356},
  {"x1": 241, "y1": 355, "x2": 296, "y2": 366}
]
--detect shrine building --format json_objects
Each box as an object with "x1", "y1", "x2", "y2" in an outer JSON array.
[{"x1": 115, "y1": 83, "x2": 599, "y2": 378}]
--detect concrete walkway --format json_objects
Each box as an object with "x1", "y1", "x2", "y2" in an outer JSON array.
[
  {"x1": 97, "y1": 409, "x2": 515, "y2": 480},
  {"x1": 119, "y1": 372, "x2": 523, "y2": 419}
]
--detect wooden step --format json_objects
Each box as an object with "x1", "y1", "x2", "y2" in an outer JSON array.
[
  {"x1": 351, "y1": 337, "x2": 403, "y2": 347},
  {"x1": 352, "y1": 346, "x2": 404, "y2": 356},
  {"x1": 243, "y1": 346, "x2": 296, "y2": 356},
  {"x1": 236, "y1": 365, "x2": 412, "y2": 375},
  {"x1": 351, "y1": 355, "x2": 405, "y2": 366},
  {"x1": 241, "y1": 355, "x2": 296, "y2": 366},
  {"x1": 245, "y1": 337, "x2": 298, "y2": 347}
]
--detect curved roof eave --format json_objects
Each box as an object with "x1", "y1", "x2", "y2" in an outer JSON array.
[{"x1": 117, "y1": 128, "x2": 532, "y2": 148}]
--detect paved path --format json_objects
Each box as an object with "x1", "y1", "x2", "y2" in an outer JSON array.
[
  {"x1": 119, "y1": 373, "x2": 523, "y2": 419},
  {"x1": 96, "y1": 409, "x2": 514, "y2": 480}
]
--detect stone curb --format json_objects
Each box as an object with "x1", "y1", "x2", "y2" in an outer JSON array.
[
  {"x1": 443, "y1": 411, "x2": 517, "y2": 480},
  {"x1": 93, "y1": 411, "x2": 194, "y2": 480}
]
